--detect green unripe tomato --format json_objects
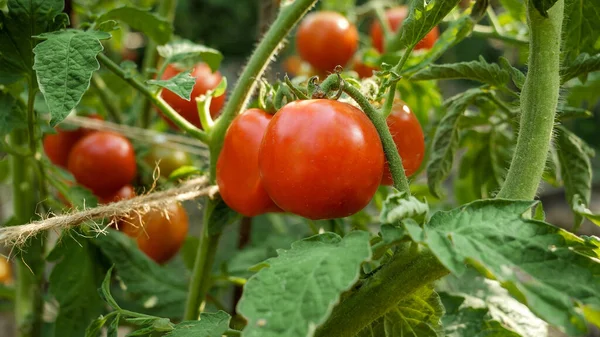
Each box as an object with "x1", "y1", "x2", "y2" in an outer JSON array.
[{"x1": 145, "y1": 146, "x2": 192, "y2": 177}]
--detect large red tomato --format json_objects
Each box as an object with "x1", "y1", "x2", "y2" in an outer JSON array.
[
  {"x1": 43, "y1": 114, "x2": 103, "y2": 168},
  {"x1": 370, "y1": 6, "x2": 439, "y2": 53},
  {"x1": 381, "y1": 100, "x2": 425, "y2": 185},
  {"x1": 259, "y1": 100, "x2": 384, "y2": 220},
  {"x1": 67, "y1": 132, "x2": 137, "y2": 197},
  {"x1": 216, "y1": 109, "x2": 280, "y2": 217},
  {"x1": 159, "y1": 63, "x2": 225, "y2": 129},
  {"x1": 296, "y1": 11, "x2": 359, "y2": 72},
  {"x1": 122, "y1": 203, "x2": 189, "y2": 264}
]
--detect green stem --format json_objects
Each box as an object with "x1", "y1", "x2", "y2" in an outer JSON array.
[
  {"x1": 97, "y1": 53, "x2": 209, "y2": 143},
  {"x1": 314, "y1": 248, "x2": 448, "y2": 336},
  {"x1": 472, "y1": 25, "x2": 529, "y2": 46},
  {"x1": 139, "y1": 0, "x2": 178, "y2": 128},
  {"x1": 90, "y1": 73, "x2": 122, "y2": 123},
  {"x1": 209, "y1": 0, "x2": 318, "y2": 178},
  {"x1": 381, "y1": 82, "x2": 397, "y2": 118},
  {"x1": 497, "y1": 0, "x2": 564, "y2": 199},
  {"x1": 374, "y1": 4, "x2": 391, "y2": 40},
  {"x1": 183, "y1": 198, "x2": 222, "y2": 320},
  {"x1": 486, "y1": 6, "x2": 503, "y2": 34}
]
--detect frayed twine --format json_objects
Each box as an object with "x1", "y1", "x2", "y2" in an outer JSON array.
[{"x1": 0, "y1": 177, "x2": 218, "y2": 248}]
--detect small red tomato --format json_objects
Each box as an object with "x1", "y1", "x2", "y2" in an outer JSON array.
[
  {"x1": 370, "y1": 6, "x2": 439, "y2": 53},
  {"x1": 283, "y1": 55, "x2": 319, "y2": 78},
  {"x1": 296, "y1": 11, "x2": 359, "y2": 72},
  {"x1": 259, "y1": 100, "x2": 384, "y2": 220},
  {"x1": 352, "y1": 57, "x2": 378, "y2": 78},
  {"x1": 159, "y1": 63, "x2": 225, "y2": 129},
  {"x1": 381, "y1": 100, "x2": 425, "y2": 185},
  {"x1": 43, "y1": 114, "x2": 104, "y2": 168},
  {"x1": 67, "y1": 132, "x2": 137, "y2": 196},
  {"x1": 122, "y1": 203, "x2": 189, "y2": 264},
  {"x1": 99, "y1": 184, "x2": 136, "y2": 204},
  {"x1": 217, "y1": 109, "x2": 280, "y2": 217}
]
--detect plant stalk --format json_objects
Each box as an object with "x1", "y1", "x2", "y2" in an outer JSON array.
[
  {"x1": 90, "y1": 73, "x2": 122, "y2": 123},
  {"x1": 497, "y1": 0, "x2": 564, "y2": 199}
]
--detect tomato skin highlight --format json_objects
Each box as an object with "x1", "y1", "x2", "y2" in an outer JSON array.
[
  {"x1": 381, "y1": 101, "x2": 425, "y2": 185},
  {"x1": 259, "y1": 100, "x2": 384, "y2": 220},
  {"x1": 296, "y1": 11, "x2": 359, "y2": 72},
  {"x1": 122, "y1": 203, "x2": 189, "y2": 264},
  {"x1": 217, "y1": 109, "x2": 280, "y2": 216},
  {"x1": 370, "y1": 6, "x2": 439, "y2": 53},
  {"x1": 159, "y1": 63, "x2": 225, "y2": 129},
  {"x1": 67, "y1": 132, "x2": 137, "y2": 197}
]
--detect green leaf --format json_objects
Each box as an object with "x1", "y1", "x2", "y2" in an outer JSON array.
[
  {"x1": 411, "y1": 57, "x2": 511, "y2": 88},
  {"x1": 158, "y1": 39, "x2": 223, "y2": 72},
  {"x1": 427, "y1": 88, "x2": 485, "y2": 198},
  {"x1": 206, "y1": 196, "x2": 242, "y2": 235},
  {"x1": 96, "y1": 20, "x2": 119, "y2": 33},
  {"x1": 107, "y1": 315, "x2": 120, "y2": 337},
  {"x1": 561, "y1": 53, "x2": 600, "y2": 84},
  {"x1": 99, "y1": 266, "x2": 121, "y2": 310},
  {"x1": 405, "y1": 199, "x2": 600, "y2": 335},
  {"x1": 499, "y1": 0, "x2": 526, "y2": 21},
  {"x1": 48, "y1": 234, "x2": 105, "y2": 337},
  {"x1": 387, "y1": 0, "x2": 461, "y2": 52},
  {"x1": 498, "y1": 57, "x2": 525, "y2": 90},
  {"x1": 555, "y1": 126, "x2": 593, "y2": 228},
  {"x1": 0, "y1": 0, "x2": 65, "y2": 84},
  {"x1": 95, "y1": 6, "x2": 172, "y2": 44},
  {"x1": 531, "y1": 0, "x2": 558, "y2": 17},
  {"x1": 573, "y1": 199, "x2": 600, "y2": 227},
  {"x1": 542, "y1": 144, "x2": 561, "y2": 187},
  {"x1": 164, "y1": 311, "x2": 230, "y2": 337},
  {"x1": 238, "y1": 231, "x2": 372, "y2": 337},
  {"x1": 85, "y1": 315, "x2": 108, "y2": 337},
  {"x1": 380, "y1": 191, "x2": 428, "y2": 225},
  {"x1": 93, "y1": 230, "x2": 188, "y2": 318},
  {"x1": 147, "y1": 71, "x2": 196, "y2": 100},
  {"x1": 168, "y1": 165, "x2": 203, "y2": 181},
  {"x1": 0, "y1": 91, "x2": 27, "y2": 136},
  {"x1": 556, "y1": 106, "x2": 593, "y2": 120},
  {"x1": 440, "y1": 293, "x2": 521, "y2": 337},
  {"x1": 33, "y1": 30, "x2": 110, "y2": 126},
  {"x1": 562, "y1": 1, "x2": 600, "y2": 62}
]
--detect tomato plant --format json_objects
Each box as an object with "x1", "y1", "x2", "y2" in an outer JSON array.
[{"x1": 1, "y1": 1, "x2": 600, "y2": 337}]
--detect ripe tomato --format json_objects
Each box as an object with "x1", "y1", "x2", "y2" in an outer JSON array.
[
  {"x1": 217, "y1": 109, "x2": 280, "y2": 217},
  {"x1": 283, "y1": 55, "x2": 319, "y2": 78},
  {"x1": 259, "y1": 100, "x2": 384, "y2": 220},
  {"x1": 296, "y1": 11, "x2": 358, "y2": 72},
  {"x1": 122, "y1": 203, "x2": 189, "y2": 264},
  {"x1": 144, "y1": 146, "x2": 191, "y2": 177},
  {"x1": 67, "y1": 132, "x2": 137, "y2": 197},
  {"x1": 0, "y1": 256, "x2": 12, "y2": 285},
  {"x1": 381, "y1": 100, "x2": 425, "y2": 185},
  {"x1": 370, "y1": 6, "x2": 439, "y2": 53},
  {"x1": 43, "y1": 114, "x2": 104, "y2": 168},
  {"x1": 159, "y1": 63, "x2": 225, "y2": 129},
  {"x1": 352, "y1": 57, "x2": 378, "y2": 78},
  {"x1": 99, "y1": 184, "x2": 136, "y2": 204}
]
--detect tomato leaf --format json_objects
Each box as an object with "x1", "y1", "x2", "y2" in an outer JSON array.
[
  {"x1": 387, "y1": 0, "x2": 461, "y2": 52},
  {"x1": 498, "y1": 57, "x2": 526, "y2": 90},
  {"x1": 95, "y1": 6, "x2": 172, "y2": 44},
  {"x1": 85, "y1": 315, "x2": 109, "y2": 337},
  {"x1": 531, "y1": 0, "x2": 558, "y2": 17},
  {"x1": 107, "y1": 315, "x2": 120, "y2": 337},
  {"x1": 357, "y1": 286, "x2": 444, "y2": 337},
  {"x1": 147, "y1": 71, "x2": 196, "y2": 101},
  {"x1": 561, "y1": 53, "x2": 600, "y2": 84},
  {"x1": 562, "y1": 1, "x2": 600, "y2": 62},
  {"x1": 158, "y1": 39, "x2": 223, "y2": 72},
  {"x1": 440, "y1": 293, "x2": 521, "y2": 337},
  {"x1": 206, "y1": 196, "x2": 241, "y2": 235},
  {"x1": 93, "y1": 230, "x2": 188, "y2": 319},
  {"x1": 48, "y1": 234, "x2": 105, "y2": 337},
  {"x1": 555, "y1": 126, "x2": 594, "y2": 229},
  {"x1": 0, "y1": 91, "x2": 27, "y2": 137},
  {"x1": 0, "y1": 0, "x2": 65, "y2": 84},
  {"x1": 405, "y1": 199, "x2": 600, "y2": 335},
  {"x1": 99, "y1": 266, "x2": 121, "y2": 310},
  {"x1": 499, "y1": 0, "x2": 526, "y2": 21},
  {"x1": 380, "y1": 191, "x2": 428, "y2": 225},
  {"x1": 556, "y1": 106, "x2": 593, "y2": 120},
  {"x1": 411, "y1": 57, "x2": 511, "y2": 88},
  {"x1": 164, "y1": 311, "x2": 231, "y2": 337},
  {"x1": 33, "y1": 30, "x2": 110, "y2": 126},
  {"x1": 237, "y1": 231, "x2": 371, "y2": 337},
  {"x1": 573, "y1": 199, "x2": 600, "y2": 227}
]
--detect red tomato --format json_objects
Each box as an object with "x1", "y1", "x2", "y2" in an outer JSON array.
[
  {"x1": 122, "y1": 203, "x2": 189, "y2": 264},
  {"x1": 0, "y1": 257, "x2": 12, "y2": 285},
  {"x1": 370, "y1": 6, "x2": 439, "y2": 53},
  {"x1": 99, "y1": 184, "x2": 136, "y2": 204},
  {"x1": 296, "y1": 11, "x2": 359, "y2": 72},
  {"x1": 283, "y1": 55, "x2": 319, "y2": 78},
  {"x1": 216, "y1": 109, "x2": 280, "y2": 217},
  {"x1": 67, "y1": 132, "x2": 137, "y2": 196},
  {"x1": 159, "y1": 63, "x2": 225, "y2": 129},
  {"x1": 259, "y1": 100, "x2": 384, "y2": 220},
  {"x1": 381, "y1": 100, "x2": 425, "y2": 185},
  {"x1": 43, "y1": 114, "x2": 104, "y2": 168},
  {"x1": 353, "y1": 57, "x2": 378, "y2": 78}
]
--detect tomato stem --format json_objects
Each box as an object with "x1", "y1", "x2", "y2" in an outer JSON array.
[
  {"x1": 472, "y1": 25, "x2": 529, "y2": 46},
  {"x1": 196, "y1": 95, "x2": 215, "y2": 132},
  {"x1": 90, "y1": 73, "x2": 123, "y2": 124},
  {"x1": 96, "y1": 53, "x2": 209, "y2": 144},
  {"x1": 381, "y1": 82, "x2": 397, "y2": 118},
  {"x1": 497, "y1": 0, "x2": 564, "y2": 199}
]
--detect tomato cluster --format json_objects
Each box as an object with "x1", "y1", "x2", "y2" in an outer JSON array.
[{"x1": 217, "y1": 98, "x2": 424, "y2": 220}]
